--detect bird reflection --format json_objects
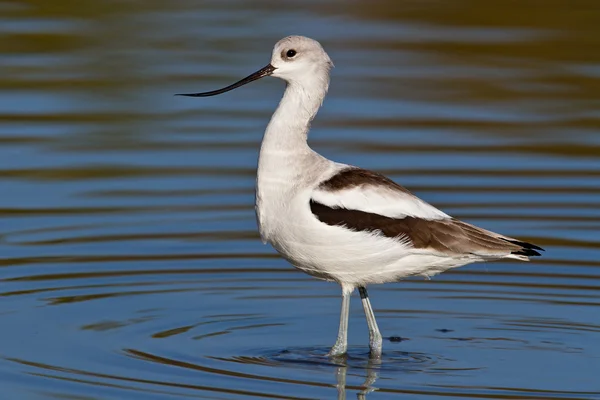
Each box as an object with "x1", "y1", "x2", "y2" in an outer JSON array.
[{"x1": 333, "y1": 355, "x2": 380, "y2": 399}]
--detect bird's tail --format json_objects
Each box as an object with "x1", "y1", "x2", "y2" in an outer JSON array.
[{"x1": 501, "y1": 238, "x2": 544, "y2": 260}]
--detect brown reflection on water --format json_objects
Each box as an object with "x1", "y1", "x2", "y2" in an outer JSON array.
[{"x1": 7, "y1": 357, "x2": 310, "y2": 400}]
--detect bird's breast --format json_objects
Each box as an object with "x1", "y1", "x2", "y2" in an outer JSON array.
[
  {"x1": 255, "y1": 176, "x2": 296, "y2": 244},
  {"x1": 254, "y1": 149, "x2": 331, "y2": 244}
]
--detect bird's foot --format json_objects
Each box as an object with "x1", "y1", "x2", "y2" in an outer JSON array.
[
  {"x1": 368, "y1": 333, "x2": 383, "y2": 359},
  {"x1": 327, "y1": 341, "x2": 347, "y2": 357}
]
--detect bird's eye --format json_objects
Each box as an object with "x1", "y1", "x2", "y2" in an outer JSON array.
[{"x1": 286, "y1": 49, "x2": 297, "y2": 58}]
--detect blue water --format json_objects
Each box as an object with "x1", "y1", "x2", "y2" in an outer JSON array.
[{"x1": 1, "y1": 1, "x2": 599, "y2": 399}]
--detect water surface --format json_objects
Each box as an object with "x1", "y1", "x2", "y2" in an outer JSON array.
[{"x1": 1, "y1": 1, "x2": 599, "y2": 398}]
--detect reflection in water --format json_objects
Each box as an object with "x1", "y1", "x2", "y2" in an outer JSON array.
[
  {"x1": 332, "y1": 352, "x2": 382, "y2": 399},
  {"x1": 335, "y1": 361, "x2": 379, "y2": 400},
  {"x1": 1, "y1": 0, "x2": 600, "y2": 399}
]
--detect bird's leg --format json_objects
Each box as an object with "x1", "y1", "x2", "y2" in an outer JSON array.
[
  {"x1": 328, "y1": 284, "x2": 354, "y2": 357},
  {"x1": 358, "y1": 286, "x2": 382, "y2": 358}
]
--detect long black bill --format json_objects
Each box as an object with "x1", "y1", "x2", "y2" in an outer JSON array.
[{"x1": 176, "y1": 64, "x2": 276, "y2": 97}]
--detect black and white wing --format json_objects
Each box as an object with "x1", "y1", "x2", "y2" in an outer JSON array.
[{"x1": 310, "y1": 167, "x2": 543, "y2": 259}]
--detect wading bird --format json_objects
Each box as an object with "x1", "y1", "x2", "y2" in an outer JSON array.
[{"x1": 177, "y1": 36, "x2": 543, "y2": 358}]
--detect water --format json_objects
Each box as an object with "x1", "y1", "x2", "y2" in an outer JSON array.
[{"x1": 1, "y1": 1, "x2": 599, "y2": 398}]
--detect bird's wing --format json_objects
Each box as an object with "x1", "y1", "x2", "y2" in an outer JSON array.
[
  {"x1": 311, "y1": 166, "x2": 449, "y2": 220},
  {"x1": 310, "y1": 167, "x2": 543, "y2": 258}
]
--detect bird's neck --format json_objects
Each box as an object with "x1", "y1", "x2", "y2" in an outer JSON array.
[
  {"x1": 259, "y1": 78, "x2": 328, "y2": 156},
  {"x1": 255, "y1": 75, "x2": 330, "y2": 239}
]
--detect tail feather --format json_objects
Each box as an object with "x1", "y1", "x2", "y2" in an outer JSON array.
[{"x1": 501, "y1": 238, "x2": 544, "y2": 257}]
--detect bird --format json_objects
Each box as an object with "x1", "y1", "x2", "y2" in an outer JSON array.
[{"x1": 177, "y1": 35, "x2": 544, "y2": 358}]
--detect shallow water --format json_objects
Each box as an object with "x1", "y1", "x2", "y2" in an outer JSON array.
[{"x1": 1, "y1": 1, "x2": 599, "y2": 399}]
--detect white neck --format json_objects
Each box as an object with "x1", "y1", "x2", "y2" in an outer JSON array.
[
  {"x1": 259, "y1": 77, "x2": 329, "y2": 156},
  {"x1": 255, "y1": 70, "x2": 330, "y2": 242}
]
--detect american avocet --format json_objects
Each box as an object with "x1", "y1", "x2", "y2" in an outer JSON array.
[{"x1": 178, "y1": 36, "x2": 544, "y2": 358}]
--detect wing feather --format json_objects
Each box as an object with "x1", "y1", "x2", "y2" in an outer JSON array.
[
  {"x1": 312, "y1": 167, "x2": 448, "y2": 220},
  {"x1": 310, "y1": 167, "x2": 543, "y2": 258}
]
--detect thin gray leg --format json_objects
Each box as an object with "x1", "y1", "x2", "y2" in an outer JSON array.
[
  {"x1": 358, "y1": 286, "x2": 382, "y2": 357},
  {"x1": 328, "y1": 284, "x2": 354, "y2": 357}
]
